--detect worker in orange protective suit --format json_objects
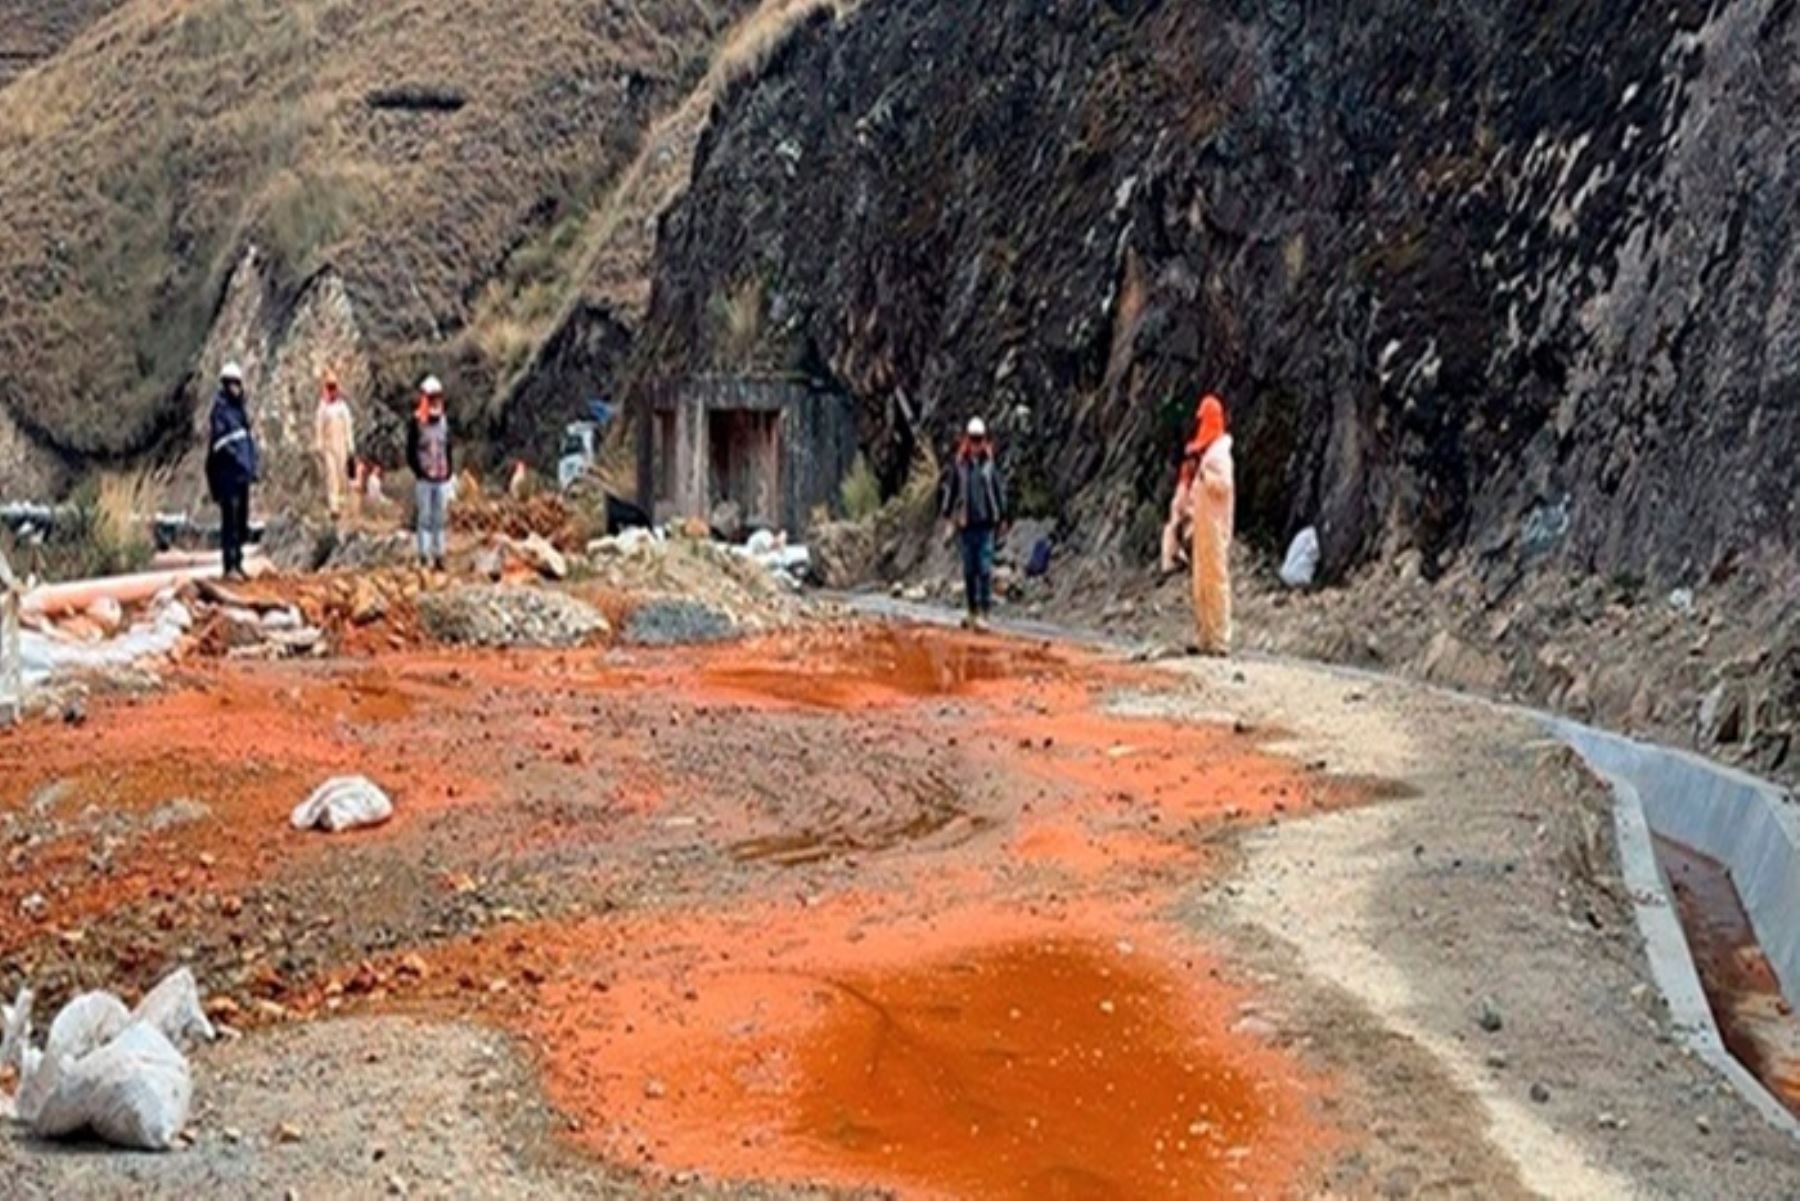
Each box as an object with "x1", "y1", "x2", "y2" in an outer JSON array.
[{"x1": 1185, "y1": 394, "x2": 1234, "y2": 655}]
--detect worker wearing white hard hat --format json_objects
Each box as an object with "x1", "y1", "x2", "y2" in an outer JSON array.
[
  {"x1": 407, "y1": 375, "x2": 455, "y2": 571},
  {"x1": 941, "y1": 416, "x2": 1007, "y2": 629},
  {"x1": 205, "y1": 360, "x2": 258, "y2": 580}
]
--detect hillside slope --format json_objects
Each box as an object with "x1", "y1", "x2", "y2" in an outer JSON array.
[
  {"x1": 0, "y1": 0, "x2": 756, "y2": 497},
  {"x1": 0, "y1": 0, "x2": 125, "y2": 87}
]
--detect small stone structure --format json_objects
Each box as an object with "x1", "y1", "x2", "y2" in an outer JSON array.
[{"x1": 635, "y1": 376, "x2": 856, "y2": 536}]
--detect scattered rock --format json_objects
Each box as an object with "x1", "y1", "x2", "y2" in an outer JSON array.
[
  {"x1": 1696, "y1": 681, "x2": 1744, "y2": 746},
  {"x1": 419, "y1": 586, "x2": 609, "y2": 649},
  {"x1": 145, "y1": 798, "x2": 212, "y2": 832},
  {"x1": 275, "y1": 1121, "x2": 304, "y2": 1144},
  {"x1": 349, "y1": 579, "x2": 388, "y2": 626},
  {"x1": 1476, "y1": 997, "x2": 1504, "y2": 1033},
  {"x1": 1418, "y1": 630, "x2": 1509, "y2": 693},
  {"x1": 623, "y1": 597, "x2": 738, "y2": 647},
  {"x1": 1529, "y1": 1081, "x2": 1551, "y2": 1104},
  {"x1": 513, "y1": 534, "x2": 569, "y2": 581}
]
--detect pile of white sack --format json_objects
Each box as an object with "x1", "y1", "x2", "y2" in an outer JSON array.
[
  {"x1": 733, "y1": 529, "x2": 810, "y2": 591},
  {"x1": 1, "y1": 968, "x2": 215, "y2": 1150},
  {"x1": 3, "y1": 594, "x2": 195, "y2": 713}
]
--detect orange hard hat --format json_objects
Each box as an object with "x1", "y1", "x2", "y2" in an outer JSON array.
[{"x1": 1186, "y1": 393, "x2": 1227, "y2": 456}]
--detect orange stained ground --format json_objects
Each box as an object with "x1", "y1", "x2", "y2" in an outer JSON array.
[
  {"x1": 391, "y1": 895, "x2": 1323, "y2": 1201},
  {"x1": 4, "y1": 621, "x2": 1355, "y2": 1197}
]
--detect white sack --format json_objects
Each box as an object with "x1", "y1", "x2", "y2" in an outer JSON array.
[{"x1": 290, "y1": 775, "x2": 394, "y2": 833}]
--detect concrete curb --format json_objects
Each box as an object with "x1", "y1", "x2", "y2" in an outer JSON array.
[{"x1": 1552, "y1": 721, "x2": 1800, "y2": 1138}]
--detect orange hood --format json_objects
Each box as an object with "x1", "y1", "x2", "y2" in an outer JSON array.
[{"x1": 1186, "y1": 394, "x2": 1227, "y2": 457}]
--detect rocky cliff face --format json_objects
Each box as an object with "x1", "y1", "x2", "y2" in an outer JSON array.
[{"x1": 640, "y1": 0, "x2": 1797, "y2": 604}]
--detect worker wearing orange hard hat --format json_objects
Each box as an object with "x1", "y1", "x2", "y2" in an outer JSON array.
[{"x1": 313, "y1": 369, "x2": 356, "y2": 525}]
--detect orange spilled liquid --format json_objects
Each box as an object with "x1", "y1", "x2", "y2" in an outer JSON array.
[
  {"x1": 1658, "y1": 836, "x2": 1800, "y2": 1113},
  {"x1": 789, "y1": 939, "x2": 1272, "y2": 1200},
  {"x1": 702, "y1": 625, "x2": 1067, "y2": 709}
]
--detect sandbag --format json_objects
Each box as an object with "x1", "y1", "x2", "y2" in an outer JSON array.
[
  {"x1": 290, "y1": 775, "x2": 393, "y2": 833},
  {"x1": 28, "y1": 1022, "x2": 191, "y2": 1149},
  {"x1": 18, "y1": 992, "x2": 130, "y2": 1124},
  {"x1": 5, "y1": 969, "x2": 213, "y2": 1151},
  {"x1": 1279, "y1": 527, "x2": 1320, "y2": 590}
]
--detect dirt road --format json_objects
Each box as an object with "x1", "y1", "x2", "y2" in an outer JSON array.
[{"x1": 2, "y1": 620, "x2": 1795, "y2": 1198}]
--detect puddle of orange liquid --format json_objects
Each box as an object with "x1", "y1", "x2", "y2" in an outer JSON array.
[
  {"x1": 1657, "y1": 836, "x2": 1800, "y2": 1112},
  {"x1": 492, "y1": 901, "x2": 1319, "y2": 1201},
  {"x1": 789, "y1": 939, "x2": 1272, "y2": 1200},
  {"x1": 703, "y1": 626, "x2": 1066, "y2": 710}
]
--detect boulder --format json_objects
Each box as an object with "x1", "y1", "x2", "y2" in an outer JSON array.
[
  {"x1": 1697, "y1": 681, "x2": 1745, "y2": 747},
  {"x1": 1417, "y1": 630, "x2": 1509, "y2": 695},
  {"x1": 809, "y1": 520, "x2": 877, "y2": 589},
  {"x1": 515, "y1": 533, "x2": 568, "y2": 581}
]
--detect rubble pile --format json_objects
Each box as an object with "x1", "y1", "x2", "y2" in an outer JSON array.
[
  {"x1": 189, "y1": 572, "x2": 435, "y2": 659},
  {"x1": 452, "y1": 490, "x2": 589, "y2": 552},
  {"x1": 418, "y1": 584, "x2": 610, "y2": 649},
  {"x1": 583, "y1": 527, "x2": 805, "y2": 643}
]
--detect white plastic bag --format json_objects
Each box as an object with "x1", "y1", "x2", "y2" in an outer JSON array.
[
  {"x1": 1279, "y1": 527, "x2": 1320, "y2": 590},
  {"x1": 290, "y1": 776, "x2": 394, "y2": 833},
  {"x1": 28, "y1": 1023, "x2": 191, "y2": 1149}
]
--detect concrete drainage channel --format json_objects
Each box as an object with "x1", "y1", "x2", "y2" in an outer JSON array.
[
  {"x1": 840, "y1": 592, "x2": 1800, "y2": 1138},
  {"x1": 1550, "y1": 719, "x2": 1800, "y2": 1136}
]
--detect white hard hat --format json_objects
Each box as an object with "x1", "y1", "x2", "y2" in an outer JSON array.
[
  {"x1": 220, "y1": 361, "x2": 244, "y2": 383},
  {"x1": 420, "y1": 376, "x2": 444, "y2": 396},
  {"x1": 965, "y1": 417, "x2": 988, "y2": 438}
]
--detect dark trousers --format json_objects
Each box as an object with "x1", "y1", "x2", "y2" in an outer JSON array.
[
  {"x1": 960, "y1": 525, "x2": 996, "y2": 615},
  {"x1": 218, "y1": 485, "x2": 251, "y2": 574}
]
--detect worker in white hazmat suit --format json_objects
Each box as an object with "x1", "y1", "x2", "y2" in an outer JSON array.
[
  {"x1": 313, "y1": 370, "x2": 356, "y2": 524},
  {"x1": 1187, "y1": 394, "x2": 1234, "y2": 655}
]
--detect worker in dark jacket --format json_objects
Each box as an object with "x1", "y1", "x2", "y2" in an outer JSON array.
[
  {"x1": 405, "y1": 375, "x2": 454, "y2": 571},
  {"x1": 205, "y1": 361, "x2": 258, "y2": 580},
  {"x1": 941, "y1": 417, "x2": 1007, "y2": 629}
]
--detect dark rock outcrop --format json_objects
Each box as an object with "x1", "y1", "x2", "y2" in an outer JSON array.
[
  {"x1": 499, "y1": 301, "x2": 634, "y2": 470},
  {"x1": 638, "y1": 0, "x2": 1798, "y2": 605}
]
